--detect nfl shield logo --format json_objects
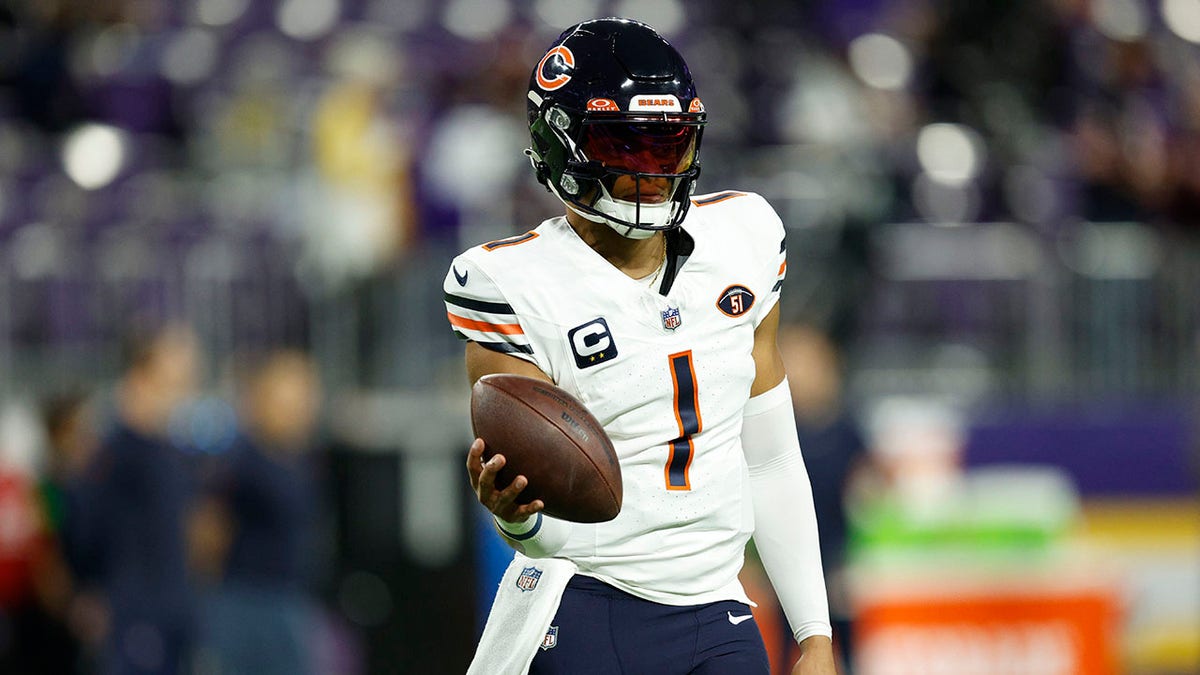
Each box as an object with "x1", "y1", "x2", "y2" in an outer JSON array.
[
  {"x1": 661, "y1": 306, "x2": 682, "y2": 331},
  {"x1": 541, "y1": 626, "x2": 558, "y2": 651},
  {"x1": 516, "y1": 566, "x2": 542, "y2": 592}
]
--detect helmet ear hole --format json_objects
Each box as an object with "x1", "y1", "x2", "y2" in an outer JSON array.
[{"x1": 547, "y1": 107, "x2": 572, "y2": 131}]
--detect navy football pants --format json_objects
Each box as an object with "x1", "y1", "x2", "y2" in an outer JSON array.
[{"x1": 529, "y1": 575, "x2": 770, "y2": 674}]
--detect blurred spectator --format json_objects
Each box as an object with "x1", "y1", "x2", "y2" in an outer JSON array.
[
  {"x1": 65, "y1": 324, "x2": 202, "y2": 675},
  {"x1": 0, "y1": 439, "x2": 40, "y2": 667},
  {"x1": 302, "y1": 30, "x2": 416, "y2": 289},
  {"x1": 0, "y1": 395, "x2": 80, "y2": 673},
  {"x1": 19, "y1": 391, "x2": 100, "y2": 674},
  {"x1": 777, "y1": 323, "x2": 870, "y2": 673},
  {"x1": 202, "y1": 349, "x2": 324, "y2": 675},
  {"x1": 40, "y1": 392, "x2": 97, "y2": 482}
]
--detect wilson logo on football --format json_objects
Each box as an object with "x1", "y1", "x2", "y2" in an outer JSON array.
[
  {"x1": 716, "y1": 285, "x2": 755, "y2": 317},
  {"x1": 587, "y1": 98, "x2": 620, "y2": 111},
  {"x1": 536, "y1": 46, "x2": 575, "y2": 91}
]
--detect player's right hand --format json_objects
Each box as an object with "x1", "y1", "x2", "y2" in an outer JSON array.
[{"x1": 466, "y1": 438, "x2": 545, "y2": 523}]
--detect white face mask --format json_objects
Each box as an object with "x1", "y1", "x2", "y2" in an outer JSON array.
[{"x1": 567, "y1": 189, "x2": 674, "y2": 240}]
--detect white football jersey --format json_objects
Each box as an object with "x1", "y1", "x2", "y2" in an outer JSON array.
[{"x1": 444, "y1": 191, "x2": 788, "y2": 607}]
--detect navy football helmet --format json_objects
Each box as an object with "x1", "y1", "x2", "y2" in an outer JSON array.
[{"x1": 525, "y1": 18, "x2": 706, "y2": 239}]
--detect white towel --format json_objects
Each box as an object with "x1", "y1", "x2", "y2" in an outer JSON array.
[{"x1": 467, "y1": 554, "x2": 578, "y2": 675}]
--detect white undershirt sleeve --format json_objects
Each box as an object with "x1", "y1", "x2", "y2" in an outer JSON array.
[
  {"x1": 493, "y1": 512, "x2": 573, "y2": 559},
  {"x1": 741, "y1": 378, "x2": 833, "y2": 644}
]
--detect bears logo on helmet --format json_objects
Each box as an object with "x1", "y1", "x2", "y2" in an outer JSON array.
[{"x1": 535, "y1": 46, "x2": 575, "y2": 91}]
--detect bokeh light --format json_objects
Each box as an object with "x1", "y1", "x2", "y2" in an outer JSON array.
[
  {"x1": 1093, "y1": 0, "x2": 1150, "y2": 42},
  {"x1": 442, "y1": 0, "x2": 513, "y2": 41},
  {"x1": 161, "y1": 28, "x2": 219, "y2": 85},
  {"x1": 276, "y1": 0, "x2": 341, "y2": 40},
  {"x1": 194, "y1": 0, "x2": 249, "y2": 27},
  {"x1": 916, "y1": 123, "x2": 986, "y2": 187},
  {"x1": 534, "y1": 0, "x2": 604, "y2": 30},
  {"x1": 61, "y1": 123, "x2": 128, "y2": 190},
  {"x1": 612, "y1": 0, "x2": 685, "y2": 37},
  {"x1": 10, "y1": 222, "x2": 64, "y2": 280},
  {"x1": 83, "y1": 23, "x2": 140, "y2": 79},
  {"x1": 848, "y1": 33, "x2": 913, "y2": 91},
  {"x1": 1162, "y1": 0, "x2": 1200, "y2": 43}
]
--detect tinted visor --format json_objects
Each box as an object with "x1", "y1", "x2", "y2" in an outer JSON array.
[{"x1": 580, "y1": 122, "x2": 698, "y2": 175}]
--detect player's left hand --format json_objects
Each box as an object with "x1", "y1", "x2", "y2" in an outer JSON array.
[
  {"x1": 791, "y1": 635, "x2": 837, "y2": 675},
  {"x1": 466, "y1": 437, "x2": 545, "y2": 523}
]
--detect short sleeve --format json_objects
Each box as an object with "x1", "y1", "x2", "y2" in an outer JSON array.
[
  {"x1": 443, "y1": 254, "x2": 537, "y2": 363},
  {"x1": 753, "y1": 198, "x2": 787, "y2": 327}
]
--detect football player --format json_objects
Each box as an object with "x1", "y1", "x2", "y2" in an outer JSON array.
[{"x1": 444, "y1": 18, "x2": 835, "y2": 675}]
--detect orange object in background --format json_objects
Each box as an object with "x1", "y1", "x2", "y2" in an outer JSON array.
[{"x1": 853, "y1": 574, "x2": 1122, "y2": 675}]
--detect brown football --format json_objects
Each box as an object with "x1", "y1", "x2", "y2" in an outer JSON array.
[{"x1": 470, "y1": 374, "x2": 622, "y2": 523}]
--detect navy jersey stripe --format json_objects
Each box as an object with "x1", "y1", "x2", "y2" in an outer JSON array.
[
  {"x1": 692, "y1": 191, "x2": 743, "y2": 206},
  {"x1": 666, "y1": 351, "x2": 700, "y2": 490},
  {"x1": 667, "y1": 439, "x2": 692, "y2": 488},
  {"x1": 772, "y1": 279, "x2": 783, "y2": 292},
  {"x1": 474, "y1": 340, "x2": 534, "y2": 355},
  {"x1": 671, "y1": 355, "x2": 700, "y2": 435},
  {"x1": 444, "y1": 292, "x2": 515, "y2": 315},
  {"x1": 483, "y1": 231, "x2": 538, "y2": 251}
]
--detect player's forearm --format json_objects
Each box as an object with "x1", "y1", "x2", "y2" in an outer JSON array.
[
  {"x1": 493, "y1": 512, "x2": 573, "y2": 558},
  {"x1": 742, "y1": 379, "x2": 833, "y2": 644},
  {"x1": 749, "y1": 464, "x2": 833, "y2": 643}
]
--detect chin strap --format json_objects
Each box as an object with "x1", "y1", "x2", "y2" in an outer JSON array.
[
  {"x1": 565, "y1": 202, "x2": 605, "y2": 224},
  {"x1": 566, "y1": 203, "x2": 666, "y2": 240}
]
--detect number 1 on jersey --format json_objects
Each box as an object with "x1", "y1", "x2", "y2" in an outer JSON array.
[{"x1": 666, "y1": 351, "x2": 701, "y2": 490}]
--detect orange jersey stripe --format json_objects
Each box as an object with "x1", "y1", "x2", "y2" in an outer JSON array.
[
  {"x1": 447, "y1": 312, "x2": 524, "y2": 335},
  {"x1": 778, "y1": 260, "x2": 787, "y2": 275}
]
